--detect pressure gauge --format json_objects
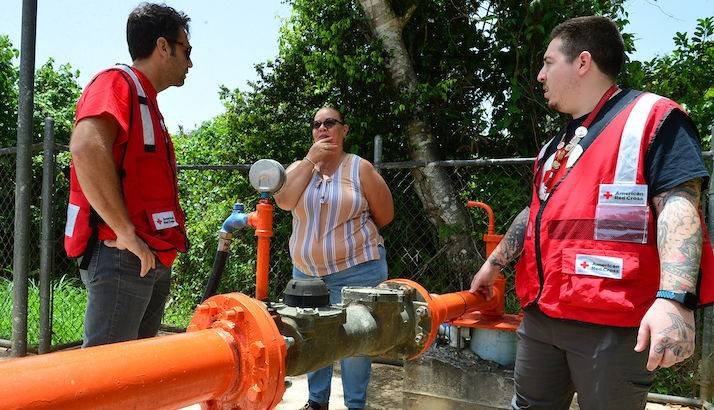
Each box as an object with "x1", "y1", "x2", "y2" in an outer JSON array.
[{"x1": 249, "y1": 159, "x2": 286, "y2": 194}]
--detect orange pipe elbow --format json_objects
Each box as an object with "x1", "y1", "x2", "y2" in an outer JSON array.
[{"x1": 467, "y1": 200, "x2": 496, "y2": 235}]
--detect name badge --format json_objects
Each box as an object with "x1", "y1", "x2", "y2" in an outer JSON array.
[
  {"x1": 151, "y1": 211, "x2": 178, "y2": 230},
  {"x1": 598, "y1": 184, "x2": 648, "y2": 206},
  {"x1": 575, "y1": 254, "x2": 624, "y2": 279}
]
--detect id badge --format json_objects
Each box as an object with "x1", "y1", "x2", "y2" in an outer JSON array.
[{"x1": 594, "y1": 184, "x2": 649, "y2": 244}]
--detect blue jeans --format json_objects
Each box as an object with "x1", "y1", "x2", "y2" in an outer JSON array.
[
  {"x1": 80, "y1": 240, "x2": 171, "y2": 347},
  {"x1": 292, "y1": 245, "x2": 388, "y2": 409}
]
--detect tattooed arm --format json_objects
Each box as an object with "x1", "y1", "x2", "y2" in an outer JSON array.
[
  {"x1": 469, "y1": 206, "x2": 529, "y2": 298},
  {"x1": 634, "y1": 179, "x2": 702, "y2": 371}
]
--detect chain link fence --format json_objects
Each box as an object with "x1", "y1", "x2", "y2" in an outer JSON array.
[{"x1": 0, "y1": 149, "x2": 537, "y2": 347}]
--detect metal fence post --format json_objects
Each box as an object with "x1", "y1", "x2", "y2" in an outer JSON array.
[
  {"x1": 39, "y1": 117, "x2": 55, "y2": 354},
  {"x1": 12, "y1": 0, "x2": 38, "y2": 358},
  {"x1": 373, "y1": 134, "x2": 382, "y2": 172}
]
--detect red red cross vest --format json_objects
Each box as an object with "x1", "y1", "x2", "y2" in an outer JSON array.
[
  {"x1": 64, "y1": 65, "x2": 188, "y2": 265},
  {"x1": 515, "y1": 91, "x2": 714, "y2": 327}
]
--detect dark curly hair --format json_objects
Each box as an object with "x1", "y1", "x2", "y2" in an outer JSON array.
[{"x1": 126, "y1": 3, "x2": 190, "y2": 60}]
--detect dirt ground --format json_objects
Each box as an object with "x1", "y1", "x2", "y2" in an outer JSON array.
[
  {"x1": 276, "y1": 362, "x2": 403, "y2": 410},
  {"x1": 276, "y1": 363, "x2": 696, "y2": 410}
]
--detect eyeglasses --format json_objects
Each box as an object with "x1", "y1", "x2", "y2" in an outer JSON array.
[
  {"x1": 311, "y1": 118, "x2": 344, "y2": 130},
  {"x1": 167, "y1": 39, "x2": 192, "y2": 60}
]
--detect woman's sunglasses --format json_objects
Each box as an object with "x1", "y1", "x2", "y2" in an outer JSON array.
[{"x1": 311, "y1": 118, "x2": 344, "y2": 130}]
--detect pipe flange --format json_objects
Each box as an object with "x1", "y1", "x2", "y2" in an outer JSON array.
[
  {"x1": 380, "y1": 279, "x2": 441, "y2": 359},
  {"x1": 188, "y1": 293, "x2": 287, "y2": 410}
]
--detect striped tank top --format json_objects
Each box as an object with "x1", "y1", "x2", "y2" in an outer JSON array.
[{"x1": 289, "y1": 154, "x2": 384, "y2": 277}]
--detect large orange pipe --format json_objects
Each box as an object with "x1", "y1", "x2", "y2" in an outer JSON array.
[
  {"x1": 0, "y1": 329, "x2": 238, "y2": 409},
  {"x1": 248, "y1": 199, "x2": 273, "y2": 301}
]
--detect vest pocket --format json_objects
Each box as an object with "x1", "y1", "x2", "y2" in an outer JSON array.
[
  {"x1": 558, "y1": 248, "x2": 640, "y2": 311},
  {"x1": 136, "y1": 156, "x2": 174, "y2": 201},
  {"x1": 594, "y1": 204, "x2": 649, "y2": 244}
]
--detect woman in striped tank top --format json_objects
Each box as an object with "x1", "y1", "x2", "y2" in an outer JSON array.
[{"x1": 274, "y1": 107, "x2": 394, "y2": 410}]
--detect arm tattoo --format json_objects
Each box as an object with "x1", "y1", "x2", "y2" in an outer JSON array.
[
  {"x1": 488, "y1": 207, "x2": 529, "y2": 269},
  {"x1": 654, "y1": 179, "x2": 702, "y2": 292}
]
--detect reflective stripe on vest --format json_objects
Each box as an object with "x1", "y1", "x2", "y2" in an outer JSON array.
[
  {"x1": 614, "y1": 93, "x2": 662, "y2": 184},
  {"x1": 114, "y1": 64, "x2": 156, "y2": 151}
]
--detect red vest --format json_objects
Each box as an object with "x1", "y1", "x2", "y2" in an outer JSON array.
[
  {"x1": 64, "y1": 65, "x2": 188, "y2": 265},
  {"x1": 516, "y1": 91, "x2": 714, "y2": 327}
]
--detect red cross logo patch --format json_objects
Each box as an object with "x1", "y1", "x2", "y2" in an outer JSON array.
[
  {"x1": 580, "y1": 261, "x2": 589, "y2": 269},
  {"x1": 603, "y1": 191, "x2": 613, "y2": 200}
]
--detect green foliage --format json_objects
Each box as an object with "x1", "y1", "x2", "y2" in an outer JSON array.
[
  {"x1": 0, "y1": 35, "x2": 20, "y2": 148},
  {"x1": 0, "y1": 36, "x2": 80, "y2": 147},
  {"x1": 652, "y1": 362, "x2": 699, "y2": 397},
  {"x1": 483, "y1": 0, "x2": 633, "y2": 155},
  {"x1": 623, "y1": 17, "x2": 714, "y2": 148},
  {"x1": 33, "y1": 59, "x2": 81, "y2": 145}
]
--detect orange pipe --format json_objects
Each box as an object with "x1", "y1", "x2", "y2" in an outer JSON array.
[
  {"x1": 0, "y1": 292, "x2": 287, "y2": 410},
  {"x1": 467, "y1": 200, "x2": 496, "y2": 235},
  {"x1": 432, "y1": 290, "x2": 501, "y2": 322},
  {"x1": 386, "y1": 278, "x2": 503, "y2": 358},
  {"x1": 0, "y1": 329, "x2": 238, "y2": 409},
  {"x1": 248, "y1": 199, "x2": 274, "y2": 301},
  {"x1": 466, "y1": 200, "x2": 506, "y2": 318}
]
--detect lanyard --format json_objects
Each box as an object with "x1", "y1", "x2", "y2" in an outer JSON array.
[{"x1": 542, "y1": 84, "x2": 620, "y2": 193}]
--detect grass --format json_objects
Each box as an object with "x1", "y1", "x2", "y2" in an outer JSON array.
[
  {"x1": 0, "y1": 276, "x2": 196, "y2": 347},
  {"x1": 0, "y1": 276, "x2": 86, "y2": 345}
]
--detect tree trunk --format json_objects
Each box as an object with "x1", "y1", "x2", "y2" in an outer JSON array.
[{"x1": 357, "y1": 0, "x2": 483, "y2": 285}]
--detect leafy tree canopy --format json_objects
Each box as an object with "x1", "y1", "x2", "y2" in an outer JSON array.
[{"x1": 0, "y1": 34, "x2": 81, "y2": 148}]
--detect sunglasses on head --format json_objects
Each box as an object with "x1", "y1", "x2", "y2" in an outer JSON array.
[{"x1": 311, "y1": 118, "x2": 344, "y2": 130}]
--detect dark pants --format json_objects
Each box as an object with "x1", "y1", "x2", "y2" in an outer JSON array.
[
  {"x1": 512, "y1": 306, "x2": 653, "y2": 410},
  {"x1": 80, "y1": 241, "x2": 171, "y2": 347}
]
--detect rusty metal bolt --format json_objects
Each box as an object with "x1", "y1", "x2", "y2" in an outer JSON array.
[
  {"x1": 414, "y1": 333, "x2": 424, "y2": 344},
  {"x1": 250, "y1": 341, "x2": 266, "y2": 359},
  {"x1": 221, "y1": 306, "x2": 245, "y2": 322},
  {"x1": 207, "y1": 301, "x2": 219, "y2": 316},
  {"x1": 246, "y1": 384, "x2": 263, "y2": 402}
]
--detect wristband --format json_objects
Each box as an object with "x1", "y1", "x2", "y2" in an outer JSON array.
[
  {"x1": 656, "y1": 290, "x2": 698, "y2": 310},
  {"x1": 303, "y1": 157, "x2": 318, "y2": 170}
]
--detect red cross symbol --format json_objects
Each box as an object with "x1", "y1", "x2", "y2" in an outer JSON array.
[
  {"x1": 603, "y1": 191, "x2": 613, "y2": 200},
  {"x1": 156, "y1": 218, "x2": 163, "y2": 225},
  {"x1": 580, "y1": 261, "x2": 589, "y2": 269}
]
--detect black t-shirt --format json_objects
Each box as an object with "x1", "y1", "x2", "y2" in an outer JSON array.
[{"x1": 559, "y1": 90, "x2": 709, "y2": 198}]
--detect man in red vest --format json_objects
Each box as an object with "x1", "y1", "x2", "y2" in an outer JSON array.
[
  {"x1": 470, "y1": 16, "x2": 712, "y2": 409},
  {"x1": 65, "y1": 3, "x2": 192, "y2": 347}
]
